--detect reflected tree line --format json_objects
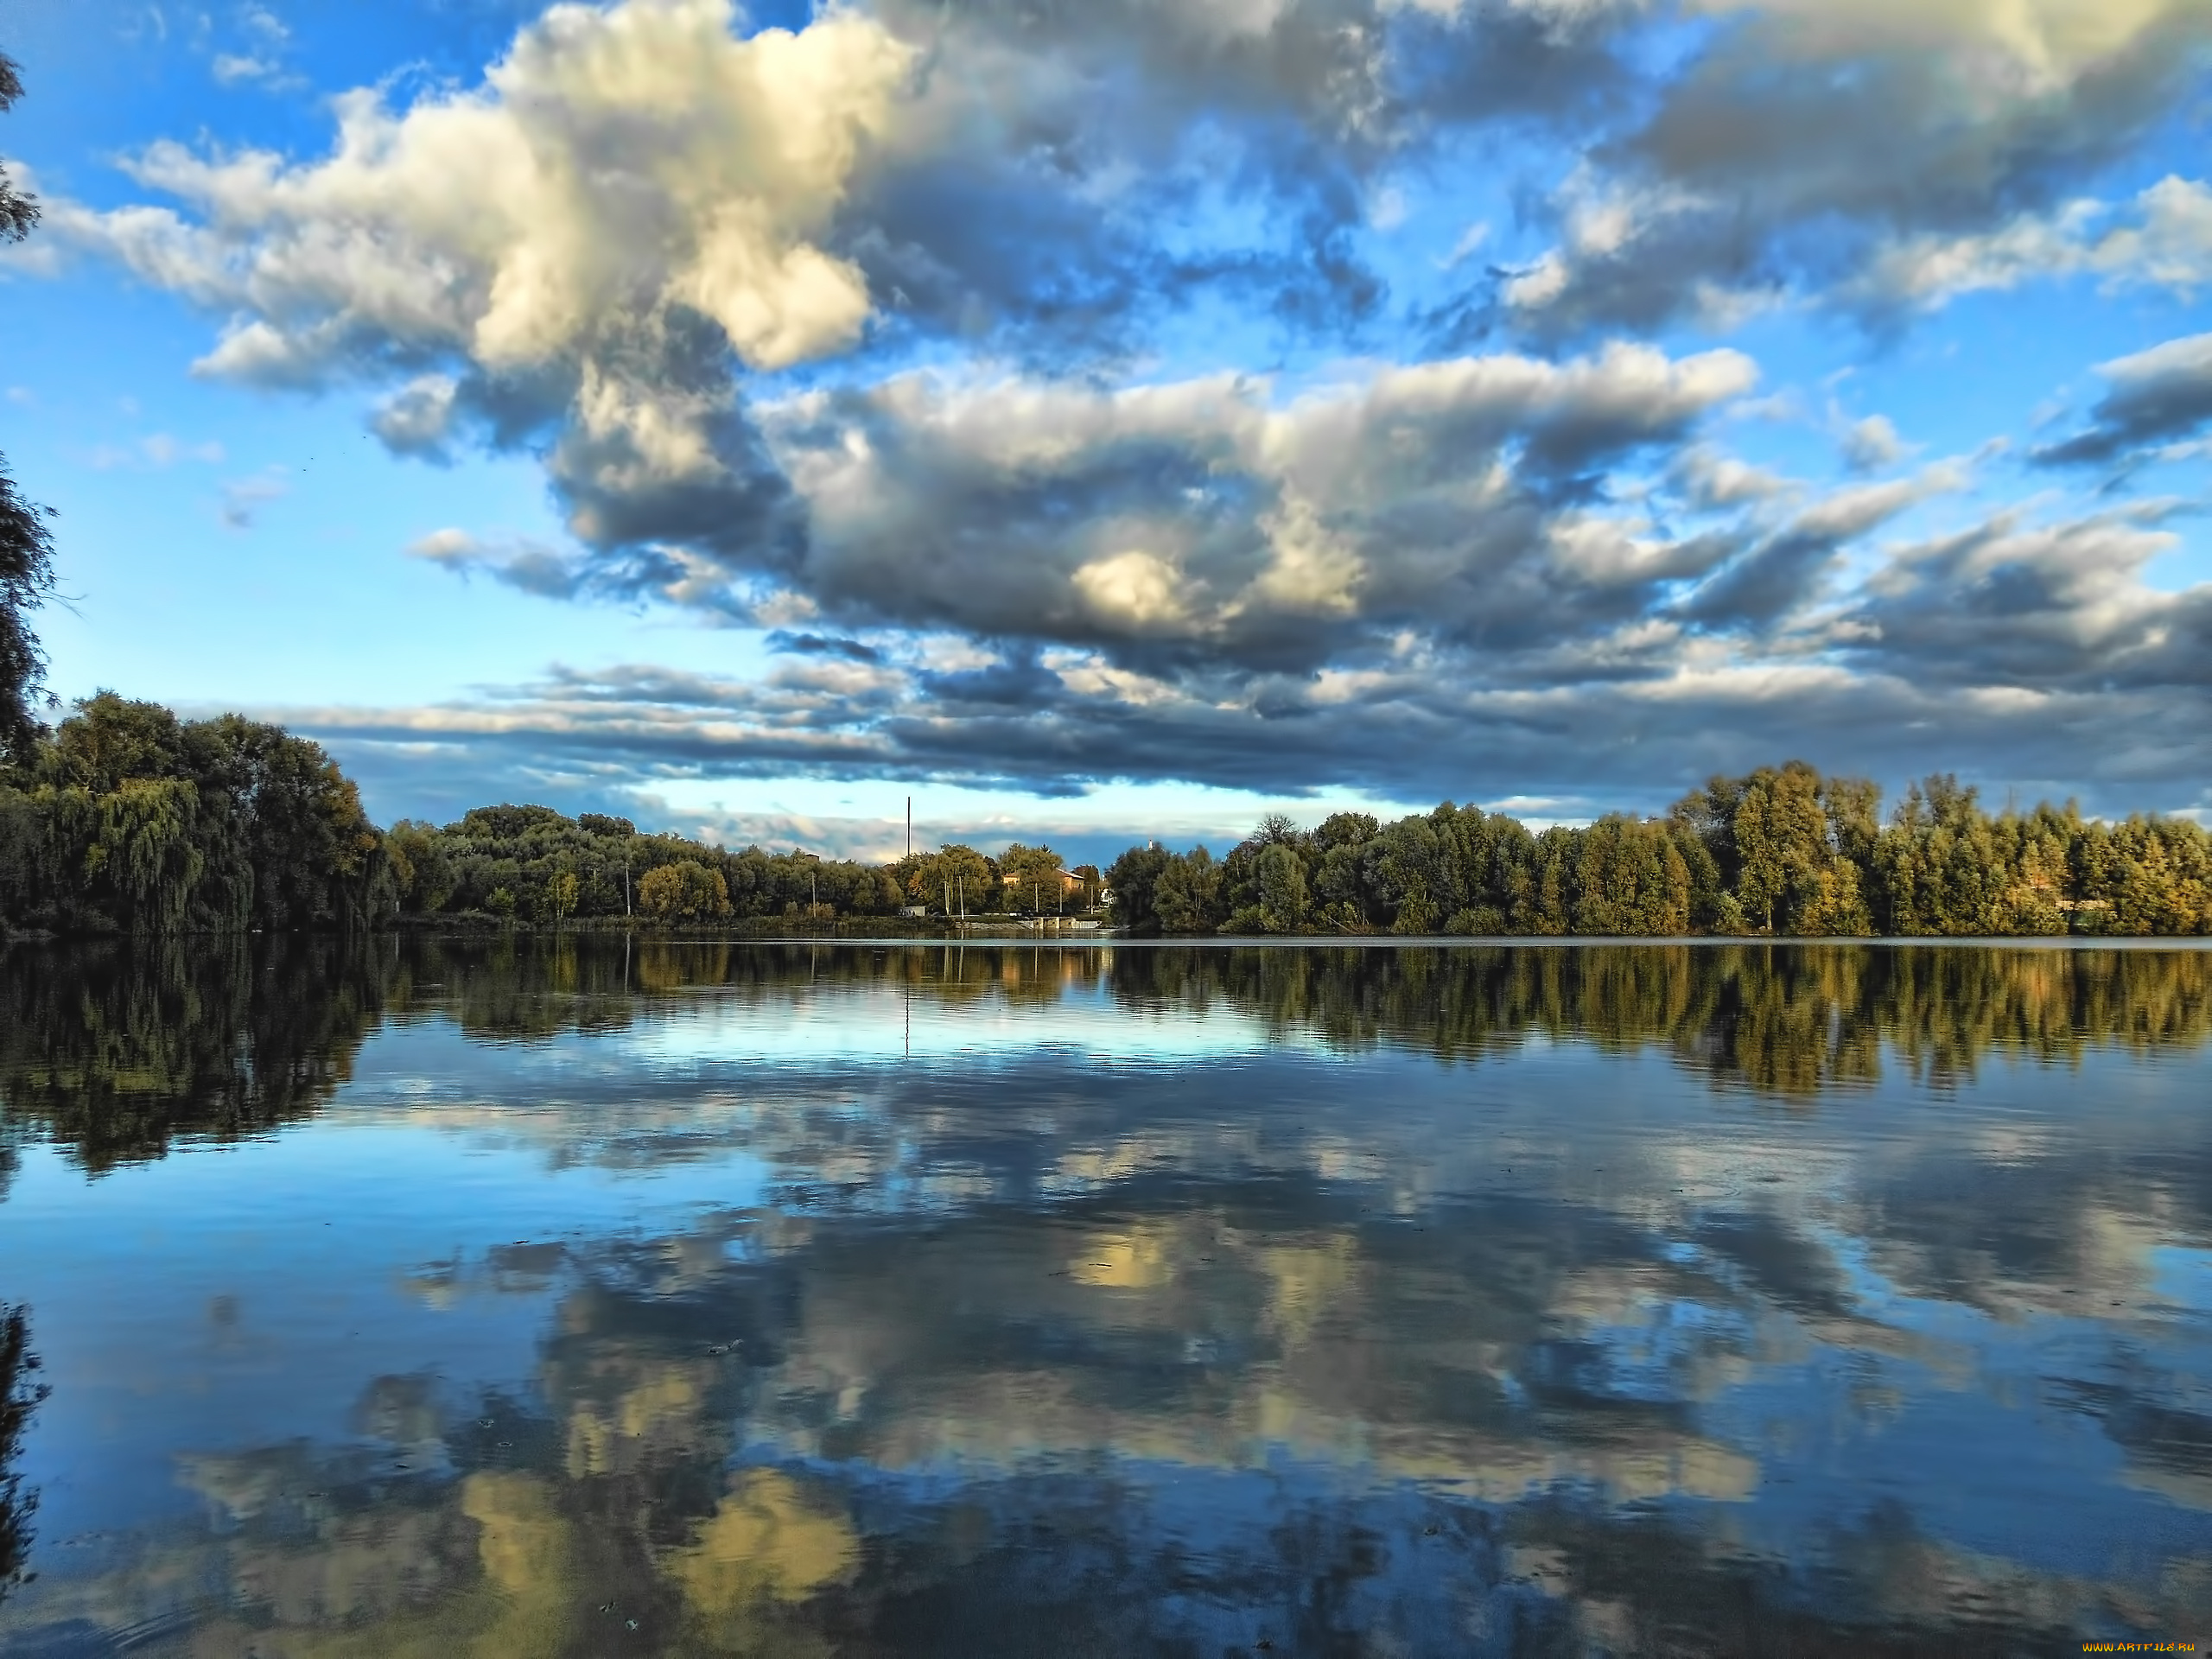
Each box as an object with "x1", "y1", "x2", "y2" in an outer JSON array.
[
  {"x1": 0, "y1": 1302, "x2": 41, "y2": 1610},
  {"x1": 0, "y1": 934, "x2": 389, "y2": 1173},
  {"x1": 5, "y1": 937, "x2": 2212, "y2": 1173}
]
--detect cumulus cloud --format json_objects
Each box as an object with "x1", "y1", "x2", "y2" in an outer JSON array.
[
  {"x1": 405, "y1": 526, "x2": 693, "y2": 603},
  {"x1": 28, "y1": 0, "x2": 2212, "y2": 821},
  {"x1": 1491, "y1": 3, "x2": 2212, "y2": 336},
  {"x1": 370, "y1": 374, "x2": 461, "y2": 461},
  {"x1": 751, "y1": 342, "x2": 1756, "y2": 667},
  {"x1": 1847, "y1": 501, "x2": 2210, "y2": 690},
  {"x1": 1847, "y1": 176, "x2": 2212, "y2": 312}
]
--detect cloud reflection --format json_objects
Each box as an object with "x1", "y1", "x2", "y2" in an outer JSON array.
[{"x1": 0, "y1": 938, "x2": 2209, "y2": 1651}]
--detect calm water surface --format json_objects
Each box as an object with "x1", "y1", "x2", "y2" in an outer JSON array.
[{"x1": 0, "y1": 938, "x2": 2209, "y2": 1656}]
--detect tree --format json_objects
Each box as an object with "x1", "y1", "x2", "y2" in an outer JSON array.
[
  {"x1": 1105, "y1": 844, "x2": 1173, "y2": 933},
  {"x1": 0, "y1": 54, "x2": 36, "y2": 243},
  {"x1": 638, "y1": 860, "x2": 731, "y2": 923},
  {"x1": 896, "y1": 844, "x2": 995, "y2": 916},
  {"x1": 999, "y1": 841, "x2": 1067, "y2": 911},
  {"x1": 1250, "y1": 840, "x2": 1310, "y2": 934},
  {"x1": 0, "y1": 695, "x2": 385, "y2": 934},
  {"x1": 1154, "y1": 847, "x2": 1225, "y2": 933},
  {"x1": 0, "y1": 56, "x2": 53, "y2": 769},
  {"x1": 544, "y1": 869, "x2": 581, "y2": 925},
  {"x1": 0, "y1": 459, "x2": 54, "y2": 771},
  {"x1": 1573, "y1": 817, "x2": 1691, "y2": 937}
]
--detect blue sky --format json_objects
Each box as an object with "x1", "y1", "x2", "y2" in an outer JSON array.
[{"x1": 3, "y1": 0, "x2": 2210, "y2": 861}]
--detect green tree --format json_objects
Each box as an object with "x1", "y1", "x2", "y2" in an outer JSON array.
[
  {"x1": 1572, "y1": 817, "x2": 1692, "y2": 936},
  {"x1": 544, "y1": 869, "x2": 581, "y2": 925},
  {"x1": 1250, "y1": 840, "x2": 1310, "y2": 934},
  {"x1": 999, "y1": 842, "x2": 1067, "y2": 912},
  {"x1": 895, "y1": 844, "x2": 995, "y2": 916},
  {"x1": 1105, "y1": 844, "x2": 1173, "y2": 934},
  {"x1": 1154, "y1": 847, "x2": 1225, "y2": 933},
  {"x1": 638, "y1": 860, "x2": 731, "y2": 923},
  {"x1": 0, "y1": 58, "x2": 53, "y2": 771}
]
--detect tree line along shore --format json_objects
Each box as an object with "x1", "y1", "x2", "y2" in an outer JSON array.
[{"x1": 2, "y1": 694, "x2": 2209, "y2": 941}]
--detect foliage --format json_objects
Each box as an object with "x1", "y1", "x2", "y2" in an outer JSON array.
[
  {"x1": 1111, "y1": 761, "x2": 2212, "y2": 938},
  {"x1": 390, "y1": 801, "x2": 905, "y2": 925},
  {"x1": 0, "y1": 457, "x2": 54, "y2": 772},
  {"x1": 998, "y1": 841, "x2": 1070, "y2": 911},
  {"x1": 638, "y1": 859, "x2": 731, "y2": 923},
  {"x1": 888, "y1": 843, "x2": 997, "y2": 916},
  {"x1": 0, "y1": 59, "x2": 52, "y2": 768},
  {"x1": 0, "y1": 695, "x2": 388, "y2": 935}
]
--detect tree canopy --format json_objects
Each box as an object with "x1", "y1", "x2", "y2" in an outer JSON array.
[
  {"x1": 0, "y1": 54, "x2": 55, "y2": 769},
  {"x1": 1108, "y1": 762, "x2": 2212, "y2": 938},
  {"x1": 4, "y1": 696, "x2": 2208, "y2": 939},
  {"x1": 0, "y1": 695, "x2": 386, "y2": 934}
]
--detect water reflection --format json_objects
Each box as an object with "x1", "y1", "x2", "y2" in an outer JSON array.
[
  {"x1": 0, "y1": 940, "x2": 2207, "y2": 1653},
  {"x1": 0, "y1": 936, "x2": 386, "y2": 1173},
  {"x1": 0, "y1": 1306, "x2": 40, "y2": 1611}
]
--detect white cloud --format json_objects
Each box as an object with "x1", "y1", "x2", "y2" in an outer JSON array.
[
  {"x1": 1437, "y1": 220, "x2": 1491, "y2": 270},
  {"x1": 405, "y1": 528, "x2": 594, "y2": 599},
  {"x1": 211, "y1": 53, "x2": 280, "y2": 86},
  {"x1": 756, "y1": 342, "x2": 1756, "y2": 657},
  {"x1": 1840, "y1": 415, "x2": 1909, "y2": 473},
  {"x1": 88, "y1": 433, "x2": 227, "y2": 468},
  {"x1": 370, "y1": 374, "x2": 461, "y2": 460},
  {"x1": 1672, "y1": 445, "x2": 1791, "y2": 510},
  {"x1": 53, "y1": 0, "x2": 916, "y2": 399},
  {"x1": 143, "y1": 433, "x2": 226, "y2": 466},
  {"x1": 1851, "y1": 177, "x2": 2212, "y2": 311},
  {"x1": 1688, "y1": 0, "x2": 2197, "y2": 86}
]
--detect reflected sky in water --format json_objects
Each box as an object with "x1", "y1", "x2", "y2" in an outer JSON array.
[{"x1": 0, "y1": 938, "x2": 2209, "y2": 1656}]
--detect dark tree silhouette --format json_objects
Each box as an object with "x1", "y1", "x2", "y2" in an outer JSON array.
[
  {"x1": 0, "y1": 1303, "x2": 46, "y2": 1604},
  {"x1": 0, "y1": 52, "x2": 56, "y2": 767}
]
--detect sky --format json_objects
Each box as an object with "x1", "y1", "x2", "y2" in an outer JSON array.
[{"x1": 1, "y1": 0, "x2": 2209, "y2": 863}]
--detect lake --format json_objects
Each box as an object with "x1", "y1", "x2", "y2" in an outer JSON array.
[{"x1": 0, "y1": 937, "x2": 2209, "y2": 1656}]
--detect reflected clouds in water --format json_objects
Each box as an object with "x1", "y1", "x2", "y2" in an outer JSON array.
[{"x1": 0, "y1": 939, "x2": 2208, "y2": 1652}]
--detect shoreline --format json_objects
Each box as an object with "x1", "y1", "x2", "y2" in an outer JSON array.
[{"x1": 11, "y1": 922, "x2": 2212, "y2": 949}]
